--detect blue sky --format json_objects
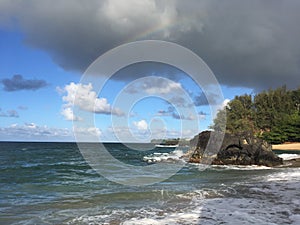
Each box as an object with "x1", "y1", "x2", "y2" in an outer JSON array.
[
  {"x1": 0, "y1": 0, "x2": 299, "y2": 142},
  {"x1": 0, "y1": 30, "x2": 249, "y2": 142}
]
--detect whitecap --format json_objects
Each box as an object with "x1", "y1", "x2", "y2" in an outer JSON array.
[
  {"x1": 143, "y1": 150, "x2": 185, "y2": 163},
  {"x1": 210, "y1": 164, "x2": 272, "y2": 171},
  {"x1": 278, "y1": 153, "x2": 300, "y2": 161},
  {"x1": 265, "y1": 168, "x2": 300, "y2": 182}
]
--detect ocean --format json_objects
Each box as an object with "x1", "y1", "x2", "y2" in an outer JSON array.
[{"x1": 0, "y1": 142, "x2": 299, "y2": 225}]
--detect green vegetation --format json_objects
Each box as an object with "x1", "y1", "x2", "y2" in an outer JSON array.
[
  {"x1": 151, "y1": 138, "x2": 190, "y2": 146},
  {"x1": 211, "y1": 86, "x2": 300, "y2": 144},
  {"x1": 151, "y1": 138, "x2": 180, "y2": 145}
]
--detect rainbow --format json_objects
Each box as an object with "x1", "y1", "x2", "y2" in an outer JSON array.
[{"x1": 127, "y1": 18, "x2": 196, "y2": 42}]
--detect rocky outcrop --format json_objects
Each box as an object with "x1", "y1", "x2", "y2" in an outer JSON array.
[{"x1": 188, "y1": 131, "x2": 283, "y2": 167}]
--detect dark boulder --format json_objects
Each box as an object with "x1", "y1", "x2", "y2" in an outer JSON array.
[{"x1": 188, "y1": 131, "x2": 283, "y2": 167}]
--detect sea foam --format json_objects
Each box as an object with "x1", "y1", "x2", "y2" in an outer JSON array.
[
  {"x1": 143, "y1": 150, "x2": 185, "y2": 163},
  {"x1": 278, "y1": 153, "x2": 300, "y2": 160}
]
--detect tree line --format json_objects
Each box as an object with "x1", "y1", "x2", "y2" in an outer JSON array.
[{"x1": 211, "y1": 86, "x2": 300, "y2": 144}]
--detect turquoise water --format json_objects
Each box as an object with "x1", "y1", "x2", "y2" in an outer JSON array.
[{"x1": 0, "y1": 142, "x2": 299, "y2": 224}]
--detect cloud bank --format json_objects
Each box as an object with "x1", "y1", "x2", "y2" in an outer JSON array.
[
  {"x1": 1, "y1": 0, "x2": 300, "y2": 90},
  {"x1": 0, "y1": 123, "x2": 72, "y2": 141}
]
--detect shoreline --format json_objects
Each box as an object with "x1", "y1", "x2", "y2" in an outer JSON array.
[{"x1": 272, "y1": 142, "x2": 300, "y2": 151}]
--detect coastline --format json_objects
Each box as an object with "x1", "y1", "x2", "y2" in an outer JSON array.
[{"x1": 272, "y1": 142, "x2": 300, "y2": 151}]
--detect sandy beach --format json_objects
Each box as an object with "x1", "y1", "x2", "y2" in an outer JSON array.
[{"x1": 272, "y1": 142, "x2": 300, "y2": 150}]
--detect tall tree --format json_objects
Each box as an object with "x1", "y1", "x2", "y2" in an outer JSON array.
[{"x1": 211, "y1": 86, "x2": 300, "y2": 144}]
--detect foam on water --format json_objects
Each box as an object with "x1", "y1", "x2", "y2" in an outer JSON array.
[
  {"x1": 2, "y1": 143, "x2": 300, "y2": 224},
  {"x1": 210, "y1": 164, "x2": 273, "y2": 170},
  {"x1": 143, "y1": 149, "x2": 185, "y2": 163},
  {"x1": 265, "y1": 168, "x2": 300, "y2": 182},
  {"x1": 278, "y1": 153, "x2": 300, "y2": 160},
  {"x1": 72, "y1": 189, "x2": 299, "y2": 225},
  {"x1": 122, "y1": 168, "x2": 300, "y2": 225},
  {"x1": 67, "y1": 167, "x2": 300, "y2": 225}
]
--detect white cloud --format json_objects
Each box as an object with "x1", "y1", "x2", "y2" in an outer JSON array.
[
  {"x1": 0, "y1": 123, "x2": 103, "y2": 141},
  {"x1": 59, "y1": 82, "x2": 124, "y2": 120},
  {"x1": 74, "y1": 126, "x2": 102, "y2": 137},
  {"x1": 133, "y1": 119, "x2": 148, "y2": 131},
  {"x1": 151, "y1": 128, "x2": 198, "y2": 140},
  {"x1": 221, "y1": 99, "x2": 230, "y2": 109},
  {"x1": 103, "y1": 124, "x2": 198, "y2": 142},
  {"x1": 105, "y1": 125, "x2": 151, "y2": 142},
  {"x1": 25, "y1": 122, "x2": 37, "y2": 129},
  {"x1": 61, "y1": 107, "x2": 82, "y2": 121},
  {"x1": 212, "y1": 98, "x2": 230, "y2": 119},
  {"x1": 144, "y1": 81, "x2": 182, "y2": 95},
  {"x1": 0, "y1": 123, "x2": 73, "y2": 141},
  {"x1": 126, "y1": 77, "x2": 182, "y2": 95}
]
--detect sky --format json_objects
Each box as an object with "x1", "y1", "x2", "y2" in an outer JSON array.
[{"x1": 0, "y1": 0, "x2": 299, "y2": 142}]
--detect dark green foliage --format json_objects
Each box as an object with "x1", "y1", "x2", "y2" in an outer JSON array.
[
  {"x1": 212, "y1": 109, "x2": 227, "y2": 132},
  {"x1": 211, "y1": 86, "x2": 300, "y2": 144}
]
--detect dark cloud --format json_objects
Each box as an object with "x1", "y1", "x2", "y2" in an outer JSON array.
[
  {"x1": 1, "y1": 0, "x2": 300, "y2": 90},
  {"x1": 193, "y1": 92, "x2": 220, "y2": 106},
  {"x1": 112, "y1": 62, "x2": 183, "y2": 83},
  {"x1": 193, "y1": 92, "x2": 209, "y2": 106},
  {"x1": 157, "y1": 106, "x2": 180, "y2": 119},
  {"x1": 157, "y1": 106, "x2": 174, "y2": 116},
  {"x1": 157, "y1": 106, "x2": 196, "y2": 120},
  {"x1": 168, "y1": 96, "x2": 189, "y2": 108},
  {"x1": 198, "y1": 111, "x2": 207, "y2": 116},
  {"x1": 18, "y1": 106, "x2": 28, "y2": 110},
  {"x1": 1, "y1": 75, "x2": 48, "y2": 91},
  {"x1": 0, "y1": 109, "x2": 19, "y2": 118}
]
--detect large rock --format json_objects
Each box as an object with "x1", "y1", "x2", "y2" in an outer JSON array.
[{"x1": 188, "y1": 131, "x2": 283, "y2": 167}]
